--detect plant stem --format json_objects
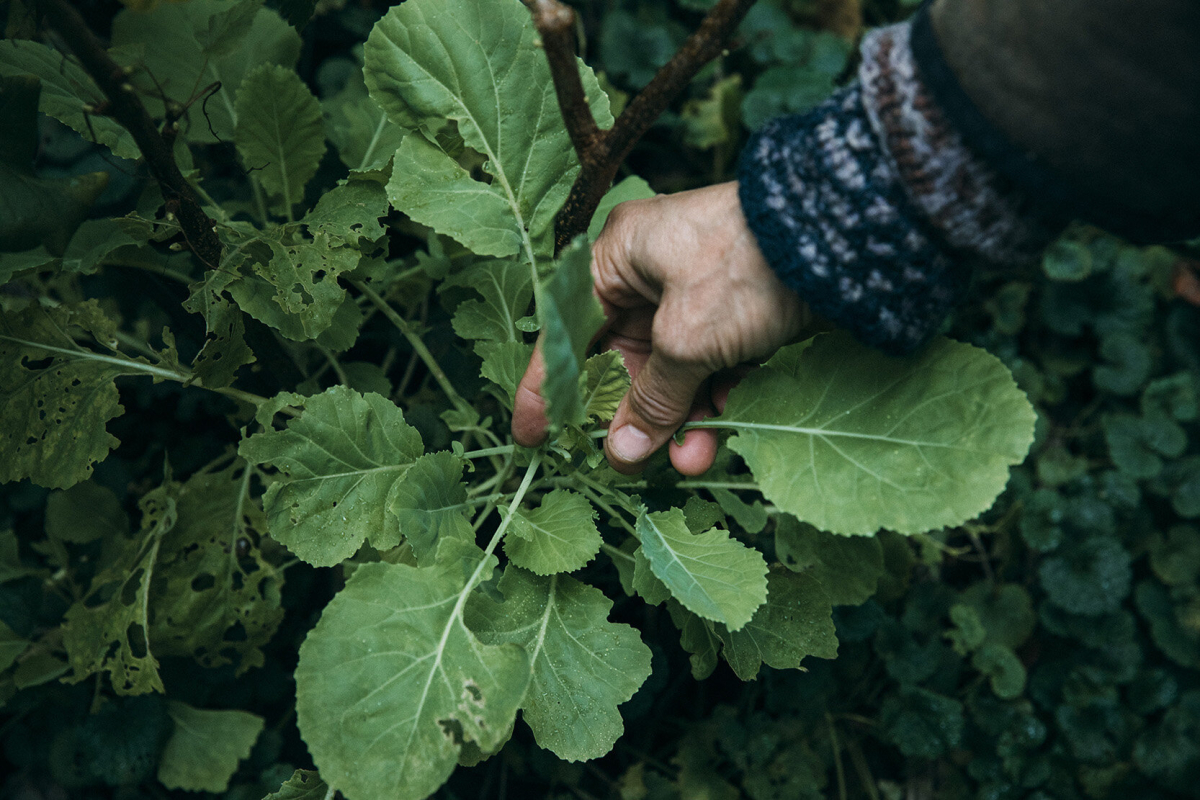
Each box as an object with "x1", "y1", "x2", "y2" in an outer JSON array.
[
  {"x1": 34, "y1": 0, "x2": 222, "y2": 269},
  {"x1": 352, "y1": 279, "x2": 472, "y2": 414},
  {"x1": 462, "y1": 453, "x2": 542, "y2": 595},
  {"x1": 527, "y1": 0, "x2": 759, "y2": 251},
  {"x1": 461, "y1": 444, "x2": 516, "y2": 460}
]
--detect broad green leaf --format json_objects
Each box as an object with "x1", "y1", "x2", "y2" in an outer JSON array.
[
  {"x1": 264, "y1": 770, "x2": 330, "y2": 800},
  {"x1": 0, "y1": 528, "x2": 41, "y2": 584},
  {"x1": 388, "y1": 136, "x2": 522, "y2": 257},
  {"x1": 468, "y1": 569, "x2": 652, "y2": 761},
  {"x1": 540, "y1": 239, "x2": 606, "y2": 430},
  {"x1": 61, "y1": 483, "x2": 178, "y2": 695},
  {"x1": 388, "y1": 451, "x2": 474, "y2": 564},
  {"x1": 0, "y1": 76, "x2": 109, "y2": 254},
  {"x1": 587, "y1": 176, "x2": 656, "y2": 241},
  {"x1": 478, "y1": 340, "x2": 534, "y2": 409},
  {"x1": 582, "y1": 351, "x2": 631, "y2": 423},
  {"x1": 363, "y1": 0, "x2": 612, "y2": 258},
  {"x1": 295, "y1": 555, "x2": 530, "y2": 800},
  {"x1": 636, "y1": 508, "x2": 769, "y2": 631},
  {"x1": 302, "y1": 180, "x2": 388, "y2": 246},
  {"x1": 504, "y1": 490, "x2": 601, "y2": 575},
  {"x1": 0, "y1": 41, "x2": 138, "y2": 159},
  {"x1": 238, "y1": 386, "x2": 423, "y2": 567},
  {"x1": 711, "y1": 333, "x2": 1036, "y2": 535},
  {"x1": 323, "y1": 65, "x2": 405, "y2": 172},
  {"x1": 149, "y1": 463, "x2": 284, "y2": 673},
  {"x1": 445, "y1": 258, "x2": 534, "y2": 343},
  {"x1": 631, "y1": 546, "x2": 672, "y2": 606},
  {"x1": 774, "y1": 515, "x2": 884, "y2": 606},
  {"x1": 0, "y1": 302, "x2": 134, "y2": 489},
  {"x1": 112, "y1": 1, "x2": 300, "y2": 145},
  {"x1": 158, "y1": 701, "x2": 264, "y2": 792},
  {"x1": 714, "y1": 568, "x2": 838, "y2": 680},
  {"x1": 235, "y1": 64, "x2": 325, "y2": 210}
]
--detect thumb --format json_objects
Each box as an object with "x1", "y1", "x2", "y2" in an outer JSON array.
[{"x1": 605, "y1": 349, "x2": 708, "y2": 474}]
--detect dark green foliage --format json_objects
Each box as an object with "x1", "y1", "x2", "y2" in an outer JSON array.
[{"x1": 1, "y1": 0, "x2": 1198, "y2": 798}]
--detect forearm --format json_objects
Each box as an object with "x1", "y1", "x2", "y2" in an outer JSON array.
[{"x1": 737, "y1": 0, "x2": 1199, "y2": 355}]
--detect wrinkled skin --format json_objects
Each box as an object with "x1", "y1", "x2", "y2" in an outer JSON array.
[{"x1": 512, "y1": 181, "x2": 816, "y2": 475}]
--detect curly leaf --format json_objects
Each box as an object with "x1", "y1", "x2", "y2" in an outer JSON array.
[
  {"x1": 708, "y1": 333, "x2": 1036, "y2": 535},
  {"x1": 238, "y1": 387, "x2": 423, "y2": 567}
]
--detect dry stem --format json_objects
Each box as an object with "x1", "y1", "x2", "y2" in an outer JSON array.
[
  {"x1": 527, "y1": 0, "x2": 759, "y2": 251},
  {"x1": 35, "y1": 0, "x2": 223, "y2": 270}
]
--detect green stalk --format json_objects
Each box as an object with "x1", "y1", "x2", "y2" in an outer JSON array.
[{"x1": 352, "y1": 279, "x2": 473, "y2": 415}]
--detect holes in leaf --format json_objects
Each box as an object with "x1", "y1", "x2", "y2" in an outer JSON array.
[
  {"x1": 120, "y1": 569, "x2": 144, "y2": 606},
  {"x1": 191, "y1": 573, "x2": 216, "y2": 592},
  {"x1": 126, "y1": 623, "x2": 148, "y2": 658},
  {"x1": 223, "y1": 621, "x2": 247, "y2": 642},
  {"x1": 20, "y1": 356, "x2": 53, "y2": 371},
  {"x1": 438, "y1": 718, "x2": 466, "y2": 746}
]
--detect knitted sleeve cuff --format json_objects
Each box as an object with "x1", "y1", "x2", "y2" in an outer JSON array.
[{"x1": 737, "y1": 20, "x2": 1056, "y2": 355}]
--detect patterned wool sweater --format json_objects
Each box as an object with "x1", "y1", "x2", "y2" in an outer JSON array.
[{"x1": 737, "y1": 14, "x2": 1058, "y2": 354}]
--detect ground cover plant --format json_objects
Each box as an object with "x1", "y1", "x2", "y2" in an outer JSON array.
[{"x1": 0, "y1": 0, "x2": 1197, "y2": 798}]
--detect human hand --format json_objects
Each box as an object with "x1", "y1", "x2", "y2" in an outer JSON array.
[{"x1": 511, "y1": 181, "x2": 815, "y2": 475}]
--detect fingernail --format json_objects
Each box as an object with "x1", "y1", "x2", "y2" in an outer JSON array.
[{"x1": 609, "y1": 425, "x2": 653, "y2": 463}]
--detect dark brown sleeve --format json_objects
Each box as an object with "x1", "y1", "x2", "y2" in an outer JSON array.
[{"x1": 926, "y1": 0, "x2": 1200, "y2": 242}]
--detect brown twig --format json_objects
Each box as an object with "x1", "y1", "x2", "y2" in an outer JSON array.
[
  {"x1": 34, "y1": 0, "x2": 223, "y2": 270},
  {"x1": 528, "y1": 0, "x2": 759, "y2": 252}
]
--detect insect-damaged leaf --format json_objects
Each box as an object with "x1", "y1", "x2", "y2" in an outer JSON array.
[
  {"x1": 636, "y1": 507, "x2": 768, "y2": 631},
  {"x1": 0, "y1": 302, "x2": 136, "y2": 490},
  {"x1": 61, "y1": 483, "x2": 179, "y2": 695},
  {"x1": 238, "y1": 387, "x2": 423, "y2": 567},
  {"x1": 710, "y1": 332, "x2": 1036, "y2": 535},
  {"x1": 296, "y1": 553, "x2": 530, "y2": 800},
  {"x1": 363, "y1": 0, "x2": 612, "y2": 258},
  {"x1": 467, "y1": 568, "x2": 652, "y2": 761},
  {"x1": 149, "y1": 463, "x2": 284, "y2": 673}
]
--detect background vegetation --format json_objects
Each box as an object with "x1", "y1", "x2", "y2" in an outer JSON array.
[{"x1": 2, "y1": 0, "x2": 1199, "y2": 798}]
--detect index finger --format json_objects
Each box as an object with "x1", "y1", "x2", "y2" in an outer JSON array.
[{"x1": 512, "y1": 338, "x2": 550, "y2": 447}]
